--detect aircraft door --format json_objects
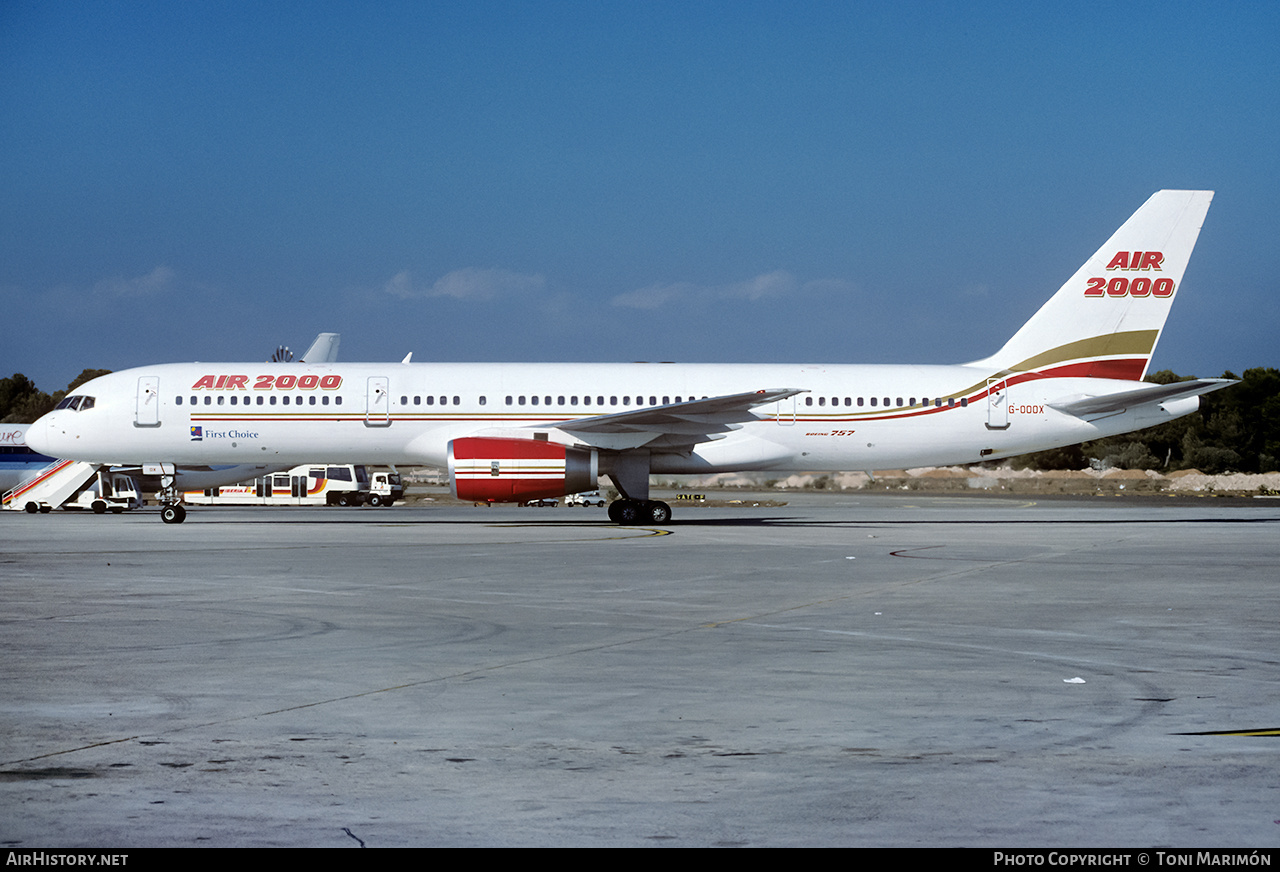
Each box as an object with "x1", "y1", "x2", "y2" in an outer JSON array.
[
  {"x1": 986, "y1": 377, "x2": 1010, "y2": 430},
  {"x1": 365, "y1": 377, "x2": 391, "y2": 427},
  {"x1": 773, "y1": 395, "x2": 795, "y2": 426},
  {"x1": 135, "y1": 376, "x2": 161, "y2": 427}
]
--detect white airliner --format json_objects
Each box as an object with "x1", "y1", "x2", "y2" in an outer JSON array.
[{"x1": 28, "y1": 190, "x2": 1233, "y2": 524}]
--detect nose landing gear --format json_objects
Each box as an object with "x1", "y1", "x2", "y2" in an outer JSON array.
[{"x1": 153, "y1": 465, "x2": 186, "y2": 524}]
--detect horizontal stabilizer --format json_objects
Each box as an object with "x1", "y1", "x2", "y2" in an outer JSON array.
[{"x1": 1047, "y1": 378, "x2": 1235, "y2": 417}]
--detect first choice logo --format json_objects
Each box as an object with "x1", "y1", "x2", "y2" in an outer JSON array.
[
  {"x1": 1086, "y1": 251, "x2": 1173, "y2": 298},
  {"x1": 190, "y1": 374, "x2": 343, "y2": 391}
]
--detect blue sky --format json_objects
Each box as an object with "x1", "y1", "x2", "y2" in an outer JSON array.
[{"x1": 3, "y1": 1, "x2": 1277, "y2": 391}]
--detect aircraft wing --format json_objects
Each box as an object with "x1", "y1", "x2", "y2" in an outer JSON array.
[
  {"x1": 1047, "y1": 378, "x2": 1236, "y2": 418},
  {"x1": 546, "y1": 388, "x2": 805, "y2": 451}
]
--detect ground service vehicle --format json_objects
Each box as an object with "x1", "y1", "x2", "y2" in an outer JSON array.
[{"x1": 184, "y1": 464, "x2": 387, "y2": 507}]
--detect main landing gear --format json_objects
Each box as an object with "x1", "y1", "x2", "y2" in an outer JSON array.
[{"x1": 607, "y1": 499, "x2": 672, "y2": 525}]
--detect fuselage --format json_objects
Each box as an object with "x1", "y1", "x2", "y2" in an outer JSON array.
[{"x1": 27, "y1": 360, "x2": 1195, "y2": 474}]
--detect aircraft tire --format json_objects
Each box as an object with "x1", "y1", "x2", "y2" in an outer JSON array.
[
  {"x1": 608, "y1": 499, "x2": 642, "y2": 524},
  {"x1": 161, "y1": 504, "x2": 186, "y2": 524},
  {"x1": 647, "y1": 501, "x2": 672, "y2": 524}
]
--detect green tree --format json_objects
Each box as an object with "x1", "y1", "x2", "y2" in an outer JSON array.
[{"x1": 0, "y1": 374, "x2": 53, "y2": 424}]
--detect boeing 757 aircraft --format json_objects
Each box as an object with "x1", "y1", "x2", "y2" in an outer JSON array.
[{"x1": 28, "y1": 190, "x2": 1232, "y2": 524}]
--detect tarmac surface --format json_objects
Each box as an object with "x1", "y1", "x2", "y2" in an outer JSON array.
[{"x1": 3, "y1": 491, "x2": 1279, "y2": 847}]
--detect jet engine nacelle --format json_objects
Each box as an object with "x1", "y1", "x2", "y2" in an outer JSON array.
[{"x1": 448, "y1": 436, "x2": 597, "y2": 503}]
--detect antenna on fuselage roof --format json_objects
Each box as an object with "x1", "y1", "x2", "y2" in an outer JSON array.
[{"x1": 401, "y1": 352, "x2": 412, "y2": 364}]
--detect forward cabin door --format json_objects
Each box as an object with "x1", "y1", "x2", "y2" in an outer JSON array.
[{"x1": 135, "y1": 376, "x2": 161, "y2": 427}]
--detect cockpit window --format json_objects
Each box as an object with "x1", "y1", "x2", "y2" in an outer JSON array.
[{"x1": 54, "y1": 395, "x2": 95, "y2": 411}]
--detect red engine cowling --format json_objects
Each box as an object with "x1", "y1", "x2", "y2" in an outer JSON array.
[{"x1": 448, "y1": 437, "x2": 598, "y2": 503}]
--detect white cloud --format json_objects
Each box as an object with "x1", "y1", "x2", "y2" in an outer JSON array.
[
  {"x1": 384, "y1": 267, "x2": 546, "y2": 301},
  {"x1": 612, "y1": 270, "x2": 852, "y2": 309},
  {"x1": 94, "y1": 265, "x2": 178, "y2": 298}
]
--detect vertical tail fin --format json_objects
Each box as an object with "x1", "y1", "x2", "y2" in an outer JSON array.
[{"x1": 970, "y1": 190, "x2": 1213, "y2": 381}]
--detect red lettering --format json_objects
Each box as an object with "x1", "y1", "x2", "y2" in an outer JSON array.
[
  {"x1": 1085, "y1": 275, "x2": 1174, "y2": 298},
  {"x1": 297, "y1": 374, "x2": 319, "y2": 390},
  {"x1": 320, "y1": 375, "x2": 342, "y2": 390},
  {"x1": 226, "y1": 375, "x2": 249, "y2": 390},
  {"x1": 1138, "y1": 251, "x2": 1164, "y2": 270},
  {"x1": 214, "y1": 375, "x2": 228, "y2": 390},
  {"x1": 1105, "y1": 251, "x2": 1130, "y2": 270},
  {"x1": 192, "y1": 375, "x2": 217, "y2": 390},
  {"x1": 275, "y1": 374, "x2": 297, "y2": 390},
  {"x1": 254, "y1": 375, "x2": 274, "y2": 390}
]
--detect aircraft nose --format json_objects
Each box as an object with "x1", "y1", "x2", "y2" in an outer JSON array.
[{"x1": 26, "y1": 415, "x2": 54, "y2": 456}]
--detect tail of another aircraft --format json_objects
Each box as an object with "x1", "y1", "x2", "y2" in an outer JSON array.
[{"x1": 969, "y1": 190, "x2": 1213, "y2": 381}]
